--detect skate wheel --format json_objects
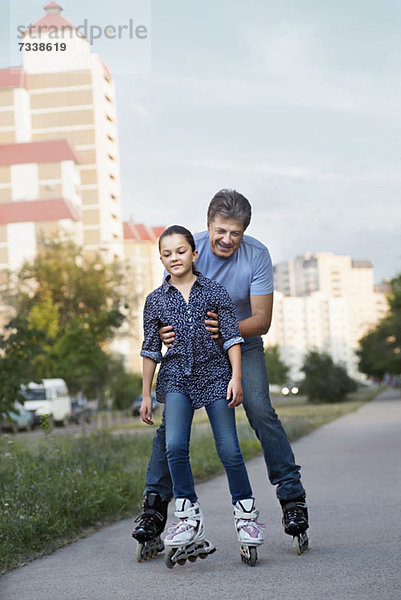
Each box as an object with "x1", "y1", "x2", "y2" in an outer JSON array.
[
  {"x1": 177, "y1": 558, "x2": 187, "y2": 566},
  {"x1": 188, "y1": 556, "x2": 197, "y2": 562},
  {"x1": 199, "y1": 553, "x2": 208, "y2": 559},
  {"x1": 164, "y1": 549, "x2": 176, "y2": 569},
  {"x1": 248, "y1": 546, "x2": 257, "y2": 567},
  {"x1": 240, "y1": 545, "x2": 257, "y2": 566},
  {"x1": 136, "y1": 543, "x2": 145, "y2": 563},
  {"x1": 293, "y1": 533, "x2": 309, "y2": 555}
]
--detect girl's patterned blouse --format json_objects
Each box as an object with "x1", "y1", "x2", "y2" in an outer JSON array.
[{"x1": 141, "y1": 271, "x2": 243, "y2": 408}]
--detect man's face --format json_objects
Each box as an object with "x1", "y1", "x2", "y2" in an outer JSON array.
[{"x1": 208, "y1": 215, "x2": 245, "y2": 258}]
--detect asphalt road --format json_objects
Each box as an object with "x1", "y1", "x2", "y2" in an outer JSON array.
[{"x1": 1, "y1": 388, "x2": 400, "y2": 600}]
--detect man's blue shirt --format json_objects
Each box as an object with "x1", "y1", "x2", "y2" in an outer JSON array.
[{"x1": 194, "y1": 231, "x2": 274, "y2": 321}]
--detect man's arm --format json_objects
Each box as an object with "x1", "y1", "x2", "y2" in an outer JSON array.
[{"x1": 238, "y1": 293, "x2": 273, "y2": 338}]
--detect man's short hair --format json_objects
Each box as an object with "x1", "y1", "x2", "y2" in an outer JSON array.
[{"x1": 207, "y1": 189, "x2": 252, "y2": 230}]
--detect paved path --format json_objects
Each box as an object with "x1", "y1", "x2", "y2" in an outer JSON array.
[{"x1": 2, "y1": 389, "x2": 401, "y2": 600}]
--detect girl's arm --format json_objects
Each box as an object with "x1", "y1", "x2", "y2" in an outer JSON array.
[
  {"x1": 140, "y1": 357, "x2": 157, "y2": 425},
  {"x1": 226, "y1": 344, "x2": 243, "y2": 408}
]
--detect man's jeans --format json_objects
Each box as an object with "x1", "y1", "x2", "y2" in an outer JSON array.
[
  {"x1": 165, "y1": 392, "x2": 253, "y2": 503},
  {"x1": 145, "y1": 336, "x2": 305, "y2": 502}
]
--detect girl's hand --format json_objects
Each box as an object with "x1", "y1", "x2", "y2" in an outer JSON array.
[
  {"x1": 205, "y1": 311, "x2": 220, "y2": 340},
  {"x1": 227, "y1": 377, "x2": 243, "y2": 408},
  {"x1": 158, "y1": 324, "x2": 175, "y2": 348},
  {"x1": 140, "y1": 396, "x2": 154, "y2": 425}
]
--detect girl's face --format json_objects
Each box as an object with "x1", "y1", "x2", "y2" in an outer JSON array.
[{"x1": 159, "y1": 234, "x2": 198, "y2": 278}]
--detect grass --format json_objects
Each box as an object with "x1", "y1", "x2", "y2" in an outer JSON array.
[{"x1": 0, "y1": 386, "x2": 379, "y2": 573}]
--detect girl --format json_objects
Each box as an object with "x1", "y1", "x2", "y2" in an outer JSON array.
[{"x1": 140, "y1": 225, "x2": 264, "y2": 567}]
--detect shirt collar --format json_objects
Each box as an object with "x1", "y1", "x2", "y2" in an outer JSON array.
[{"x1": 162, "y1": 270, "x2": 206, "y2": 293}]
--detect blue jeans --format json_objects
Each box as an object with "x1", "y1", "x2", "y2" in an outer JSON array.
[
  {"x1": 145, "y1": 336, "x2": 305, "y2": 502},
  {"x1": 164, "y1": 392, "x2": 252, "y2": 503}
]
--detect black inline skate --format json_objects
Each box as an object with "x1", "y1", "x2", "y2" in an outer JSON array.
[
  {"x1": 132, "y1": 492, "x2": 168, "y2": 562},
  {"x1": 281, "y1": 496, "x2": 309, "y2": 555}
]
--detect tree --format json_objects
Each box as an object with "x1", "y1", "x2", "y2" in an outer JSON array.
[
  {"x1": 358, "y1": 274, "x2": 401, "y2": 380},
  {"x1": 108, "y1": 357, "x2": 142, "y2": 410},
  {"x1": 264, "y1": 345, "x2": 290, "y2": 384},
  {"x1": 0, "y1": 318, "x2": 48, "y2": 419},
  {"x1": 301, "y1": 350, "x2": 357, "y2": 403},
  {"x1": 1, "y1": 240, "x2": 128, "y2": 407},
  {"x1": 8, "y1": 239, "x2": 123, "y2": 328}
]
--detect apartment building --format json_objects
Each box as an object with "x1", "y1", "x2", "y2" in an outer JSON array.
[
  {"x1": 268, "y1": 252, "x2": 388, "y2": 380},
  {"x1": 118, "y1": 223, "x2": 165, "y2": 371},
  {"x1": 0, "y1": 2, "x2": 163, "y2": 371},
  {"x1": 0, "y1": 1, "x2": 123, "y2": 260},
  {"x1": 0, "y1": 139, "x2": 82, "y2": 271}
]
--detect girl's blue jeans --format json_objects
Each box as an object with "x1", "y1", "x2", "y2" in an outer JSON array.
[
  {"x1": 145, "y1": 336, "x2": 305, "y2": 502},
  {"x1": 164, "y1": 392, "x2": 252, "y2": 503}
]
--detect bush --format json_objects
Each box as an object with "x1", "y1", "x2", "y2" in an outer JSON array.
[
  {"x1": 264, "y1": 345, "x2": 290, "y2": 384},
  {"x1": 108, "y1": 358, "x2": 142, "y2": 410},
  {"x1": 301, "y1": 350, "x2": 357, "y2": 403}
]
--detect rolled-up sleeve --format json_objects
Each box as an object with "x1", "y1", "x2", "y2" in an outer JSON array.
[
  {"x1": 216, "y1": 285, "x2": 244, "y2": 352},
  {"x1": 140, "y1": 294, "x2": 162, "y2": 363}
]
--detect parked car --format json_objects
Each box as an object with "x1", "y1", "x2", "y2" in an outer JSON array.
[
  {"x1": 132, "y1": 394, "x2": 158, "y2": 417},
  {"x1": 281, "y1": 384, "x2": 300, "y2": 396},
  {"x1": 70, "y1": 396, "x2": 92, "y2": 425},
  {"x1": 21, "y1": 379, "x2": 72, "y2": 426},
  {"x1": 0, "y1": 402, "x2": 34, "y2": 433}
]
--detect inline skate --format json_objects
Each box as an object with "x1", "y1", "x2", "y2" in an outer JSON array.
[
  {"x1": 281, "y1": 496, "x2": 309, "y2": 555},
  {"x1": 234, "y1": 498, "x2": 264, "y2": 566},
  {"x1": 132, "y1": 492, "x2": 168, "y2": 562},
  {"x1": 164, "y1": 498, "x2": 216, "y2": 568}
]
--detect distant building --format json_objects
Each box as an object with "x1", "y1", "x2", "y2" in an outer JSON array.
[
  {"x1": 268, "y1": 252, "x2": 389, "y2": 380},
  {"x1": 0, "y1": 139, "x2": 82, "y2": 270},
  {"x1": 116, "y1": 223, "x2": 165, "y2": 372},
  {"x1": 0, "y1": 2, "x2": 163, "y2": 373},
  {"x1": 0, "y1": 1, "x2": 123, "y2": 260}
]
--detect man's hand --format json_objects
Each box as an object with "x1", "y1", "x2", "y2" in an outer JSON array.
[
  {"x1": 140, "y1": 395, "x2": 154, "y2": 425},
  {"x1": 227, "y1": 377, "x2": 243, "y2": 408},
  {"x1": 205, "y1": 311, "x2": 220, "y2": 340},
  {"x1": 159, "y1": 325, "x2": 175, "y2": 348}
]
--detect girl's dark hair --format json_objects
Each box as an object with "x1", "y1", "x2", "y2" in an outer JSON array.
[
  {"x1": 158, "y1": 225, "x2": 196, "y2": 252},
  {"x1": 207, "y1": 188, "x2": 252, "y2": 230}
]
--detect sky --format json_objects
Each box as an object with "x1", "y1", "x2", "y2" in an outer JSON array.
[{"x1": 2, "y1": 0, "x2": 401, "y2": 282}]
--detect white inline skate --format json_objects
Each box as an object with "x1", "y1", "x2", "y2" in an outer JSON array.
[
  {"x1": 234, "y1": 498, "x2": 264, "y2": 566},
  {"x1": 163, "y1": 498, "x2": 216, "y2": 568}
]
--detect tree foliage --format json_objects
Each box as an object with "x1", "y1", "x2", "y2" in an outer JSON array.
[
  {"x1": 108, "y1": 357, "x2": 142, "y2": 410},
  {"x1": 0, "y1": 318, "x2": 48, "y2": 419},
  {"x1": 0, "y1": 240, "x2": 130, "y2": 417},
  {"x1": 265, "y1": 345, "x2": 290, "y2": 384},
  {"x1": 358, "y1": 274, "x2": 401, "y2": 379},
  {"x1": 301, "y1": 350, "x2": 357, "y2": 403}
]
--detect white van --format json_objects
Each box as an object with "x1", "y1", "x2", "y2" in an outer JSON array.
[{"x1": 22, "y1": 379, "x2": 72, "y2": 426}]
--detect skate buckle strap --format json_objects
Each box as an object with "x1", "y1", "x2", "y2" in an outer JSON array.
[
  {"x1": 135, "y1": 508, "x2": 163, "y2": 521},
  {"x1": 174, "y1": 499, "x2": 201, "y2": 521},
  {"x1": 236, "y1": 518, "x2": 265, "y2": 533},
  {"x1": 233, "y1": 498, "x2": 259, "y2": 521}
]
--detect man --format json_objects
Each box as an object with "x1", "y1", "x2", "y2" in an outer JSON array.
[{"x1": 133, "y1": 189, "x2": 308, "y2": 556}]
